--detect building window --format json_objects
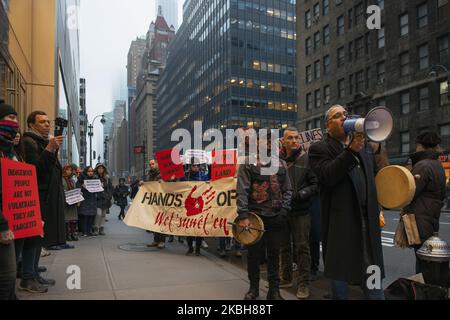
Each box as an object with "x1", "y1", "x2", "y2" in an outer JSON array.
[
  {"x1": 365, "y1": 67, "x2": 371, "y2": 89},
  {"x1": 355, "y1": 2, "x2": 364, "y2": 26},
  {"x1": 401, "y1": 132, "x2": 410, "y2": 154},
  {"x1": 306, "y1": 37, "x2": 312, "y2": 55},
  {"x1": 314, "y1": 60, "x2": 321, "y2": 79},
  {"x1": 355, "y1": 37, "x2": 364, "y2": 59},
  {"x1": 440, "y1": 123, "x2": 450, "y2": 151},
  {"x1": 306, "y1": 65, "x2": 312, "y2": 83},
  {"x1": 337, "y1": 15, "x2": 344, "y2": 36},
  {"x1": 365, "y1": 33, "x2": 371, "y2": 54},
  {"x1": 348, "y1": 8, "x2": 353, "y2": 29},
  {"x1": 314, "y1": 32, "x2": 321, "y2": 50},
  {"x1": 419, "y1": 86, "x2": 429, "y2": 111},
  {"x1": 377, "y1": 26, "x2": 385, "y2": 48},
  {"x1": 323, "y1": 0, "x2": 329, "y2": 16},
  {"x1": 307, "y1": 121, "x2": 313, "y2": 130},
  {"x1": 348, "y1": 41, "x2": 354, "y2": 61},
  {"x1": 313, "y1": 3, "x2": 320, "y2": 19},
  {"x1": 324, "y1": 86, "x2": 331, "y2": 105},
  {"x1": 338, "y1": 78, "x2": 345, "y2": 98},
  {"x1": 349, "y1": 74, "x2": 354, "y2": 94},
  {"x1": 377, "y1": 0, "x2": 385, "y2": 10},
  {"x1": 315, "y1": 118, "x2": 322, "y2": 129},
  {"x1": 356, "y1": 70, "x2": 364, "y2": 92},
  {"x1": 417, "y1": 3, "x2": 428, "y2": 28},
  {"x1": 418, "y1": 44, "x2": 429, "y2": 70},
  {"x1": 438, "y1": 34, "x2": 449, "y2": 68},
  {"x1": 323, "y1": 25, "x2": 330, "y2": 45},
  {"x1": 337, "y1": 46, "x2": 345, "y2": 67},
  {"x1": 400, "y1": 52, "x2": 410, "y2": 76},
  {"x1": 400, "y1": 13, "x2": 409, "y2": 36},
  {"x1": 314, "y1": 89, "x2": 321, "y2": 108},
  {"x1": 335, "y1": 0, "x2": 343, "y2": 5},
  {"x1": 377, "y1": 61, "x2": 385, "y2": 82},
  {"x1": 305, "y1": 10, "x2": 312, "y2": 28},
  {"x1": 323, "y1": 55, "x2": 331, "y2": 75},
  {"x1": 440, "y1": 81, "x2": 449, "y2": 107},
  {"x1": 438, "y1": 0, "x2": 449, "y2": 20},
  {"x1": 306, "y1": 93, "x2": 313, "y2": 110},
  {"x1": 400, "y1": 91, "x2": 410, "y2": 114}
]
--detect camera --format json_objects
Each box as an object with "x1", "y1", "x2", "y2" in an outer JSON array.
[{"x1": 55, "y1": 117, "x2": 68, "y2": 137}]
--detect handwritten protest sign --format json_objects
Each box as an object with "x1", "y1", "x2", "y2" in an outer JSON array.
[
  {"x1": 84, "y1": 179, "x2": 104, "y2": 193},
  {"x1": 211, "y1": 149, "x2": 237, "y2": 181},
  {"x1": 155, "y1": 149, "x2": 185, "y2": 180},
  {"x1": 125, "y1": 178, "x2": 238, "y2": 237},
  {"x1": 182, "y1": 149, "x2": 212, "y2": 165},
  {"x1": 1, "y1": 159, "x2": 43, "y2": 239},
  {"x1": 299, "y1": 128, "x2": 323, "y2": 152},
  {"x1": 65, "y1": 188, "x2": 84, "y2": 205}
]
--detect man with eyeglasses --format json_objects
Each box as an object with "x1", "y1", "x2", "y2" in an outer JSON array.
[{"x1": 308, "y1": 105, "x2": 385, "y2": 300}]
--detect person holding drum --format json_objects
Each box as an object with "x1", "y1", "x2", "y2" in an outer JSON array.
[
  {"x1": 308, "y1": 105, "x2": 385, "y2": 300},
  {"x1": 236, "y1": 130, "x2": 293, "y2": 300},
  {"x1": 403, "y1": 132, "x2": 446, "y2": 274}
]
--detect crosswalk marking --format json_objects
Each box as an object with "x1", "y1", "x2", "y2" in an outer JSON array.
[{"x1": 382, "y1": 231, "x2": 395, "y2": 235}]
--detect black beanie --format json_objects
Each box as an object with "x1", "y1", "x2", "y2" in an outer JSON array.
[
  {"x1": 0, "y1": 101, "x2": 18, "y2": 119},
  {"x1": 415, "y1": 131, "x2": 441, "y2": 148}
]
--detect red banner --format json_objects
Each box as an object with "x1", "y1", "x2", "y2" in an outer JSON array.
[
  {"x1": 211, "y1": 150, "x2": 237, "y2": 181},
  {"x1": 1, "y1": 159, "x2": 43, "y2": 239},
  {"x1": 155, "y1": 149, "x2": 185, "y2": 180}
]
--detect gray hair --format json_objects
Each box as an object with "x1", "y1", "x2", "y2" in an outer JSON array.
[{"x1": 324, "y1": 105, "x2": 346, "y2": 123}]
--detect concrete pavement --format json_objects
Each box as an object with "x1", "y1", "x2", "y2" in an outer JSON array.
[{"x1": 17, "y1": 206, "x2": 297, "y2": 300}]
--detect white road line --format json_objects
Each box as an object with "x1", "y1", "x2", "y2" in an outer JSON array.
[
  {"x1": 382, "y1": 231, "x2": 395, "y2": 235},
  {"x1": 382, "y1": 243, "x2": 394, "y2": 247},
  {"x1": 440, "y1": 222, "x2": 450, "y2": 225},
  {"x1": 382, "y1": 237, "x2": 394, "y2": 243}
]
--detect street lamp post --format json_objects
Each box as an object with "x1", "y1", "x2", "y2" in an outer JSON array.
[
  {"x1": 104, "y1": 136, "x2": 109, "y2": 167},
  {"x1": 88, "y1": 114, "x2": 106, "y2": 167},
  {"x1": 429, "y1": 64, "x2": 450, "y2": 98}
]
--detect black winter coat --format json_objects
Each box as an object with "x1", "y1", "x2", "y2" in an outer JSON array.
[
  {"x1": 96, "y1": 175, "x2": 113, "y2": 210},
  {"x1": 281, "y1": 148, "x2": 319, "y2": 215},
  {"x1": 309, "y1": 135, "x2": 384, "y2": 284},
  {"x1": 22, "y1": 132, "x2": 66, "y2": 247},
  {"x1": 404, "y1": 150, "x2": 446, "y2": 242},
  {"x1": 113, "y1": 185, "x2": 130, "y2": 207},
  {"x1": 76, "y1": 174, "x2": 98, "y2": 216}
]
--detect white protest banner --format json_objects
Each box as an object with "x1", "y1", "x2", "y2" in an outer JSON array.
[
  {"x1": 181, "y1": 149, "x2": 212, "y2": 165},
  {"x1": 65, "y1": 188, "x2": 84, "y2": 205},
  {"x1": 84, "y1": 179, "x2": 104, "y2": 193},
  {"x1": 299, "y1": 128, "x2": 324, "y2": 152},
  {"x1": 124, "y1": 177, "x2": 238, "y2": 237}
]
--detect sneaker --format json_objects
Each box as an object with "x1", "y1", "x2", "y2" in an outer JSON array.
[
  {"x1": 219, "y1": 250, "x2": 226, "y2": 258},
  {"x1": 296, "y1": 286, "x2": 310, "y2": 299},
  {"x1": 36, "y1": 276, "x2": 56, "y2": 286},
  {"x1": 98, "y1": 228, "x2": 106, "y2": 236},
  {"x1": 87, "y1": 233, "x2": 97, "y2": 239},
  {"x1": 18, "y1": 279, "x2": 48, "y2": 293},
  {"x1": 147, "y1": 241, "x2": 159, "y2": 248},
  {"x1": 201, "y1": 240, "x2": 209, "y2": 249},
  {"x1": 47, "y1": 245, "x2": 62, "y2": 251},
  {"x1": 157, "y1": 242, "x2": 166, "y2": 249},
  {"x1": 60, "y1": 243, "x2": 75, "y2": 249},
  {"x1": 40, "y1": 248, "x2": 51, "y2": 257}
]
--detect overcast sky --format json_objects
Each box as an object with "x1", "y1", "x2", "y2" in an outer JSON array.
[{"x1": 79, "y1": 0, "x2": 181, "y2": 159}]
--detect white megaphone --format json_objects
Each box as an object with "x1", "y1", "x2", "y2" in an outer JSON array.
[{"x1": 343, "y1": 107, "x2": 394, "y2": 143}]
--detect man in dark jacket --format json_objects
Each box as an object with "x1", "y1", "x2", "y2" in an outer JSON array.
[
  {"x1": 20, "y1": 111, "x2": 65, "y2": 291},
  {"x1": 237, "y1": 130, "x2": 293, "y2": 300},
  {"x1": 280, "y1": 127, "x2": 318, "y2": 299},
  {"x1": 114, "y1": 178, "x2": 130, "y2": 220},
  {"x1": 308, "y1": 105, "x2": 384, "y2": 300},
  {"x1": 404, "y1": 132, "x2": 446, "y2": 274}
]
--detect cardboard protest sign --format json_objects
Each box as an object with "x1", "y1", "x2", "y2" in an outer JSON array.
[
  {"x1": 84, "y1": 179, "x2": 104, "y2": 193},
  {"x1": 155, "y1": 149, "x2": 185, "y2": 180},
  {"x1": 211, "y1": 149, "x2": 237, "y2": 181},
  {"x1": 182, "y1": 149, "x2": 212, "y2": 164},
  {"x1": 298, "y1": 128, "x2": 324, "y2": 152},
  {"x1": 1, "y1": 159, "x2": 43, "y2": 239},
  {"x1": 65, "y1": 188, "x2": 84, "y2": 205},
  {"x1": 124, "y1": 177, "x2": 238, "y2": 237}
]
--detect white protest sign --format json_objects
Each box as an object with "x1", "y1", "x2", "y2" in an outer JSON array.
[
  {"x1": 84, "y1": 179, "x2": 104, "y2": 193},
  {"x1": 182, "y1": 149, "x2": 212, "y2": 164},
  {"x1": 299, "y1": 128, "x2": 324, "y2": 152},
  {"x1": 65, "y1": 188, "x2": 84, "y2": 205}
]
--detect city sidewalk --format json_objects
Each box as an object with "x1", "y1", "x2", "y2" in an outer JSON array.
[{"x1": 17, "y1": 206, "x2": 297, "y2": 300}]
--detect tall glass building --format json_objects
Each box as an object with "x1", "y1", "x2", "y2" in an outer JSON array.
[{"x1": 157, "y1": 0, "x2": 297, "y2": 149}]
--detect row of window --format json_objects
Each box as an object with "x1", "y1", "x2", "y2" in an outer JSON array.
[
  {"x1": 305, "y1": 85, "x2": 331, "y2": 110},
  {"x1": 231, "y1": 37, "x2": 296, "y2": 56},
  {"x1": 235, "y1": 0, "x2": 296, "y2": 22},
  {"x1": 250, "y1": 59, "x2": 295, "y2": 75},
  {"x1": 305, "y1": 56, "x2": 331, "y2": 83},
  {"x1": 230, "y1": 99, "x2": 298, "y2": 112},
  {"x1": 235, "y1": 19, "x2": 297, "y2": 40},
  {"x1": 401, "y1": 122, "x2": 450, "y2": 154},
  {"x1": 229, "y1": 77, "x2": 296, "y2": 94}
]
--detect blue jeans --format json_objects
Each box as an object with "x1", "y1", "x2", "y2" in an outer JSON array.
[
  {"x1": 22, "y1": 244, "x2": 41, "y2": 280},
  {"x1": 331, "y1": 280, "x2": 385, "y2": 300}
]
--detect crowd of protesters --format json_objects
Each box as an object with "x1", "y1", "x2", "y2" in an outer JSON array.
[{"x1": 0, "y1": 101, "x2": 448, "y2": 301}]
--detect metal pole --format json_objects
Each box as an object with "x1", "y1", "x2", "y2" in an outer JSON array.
[{"x1": 89, "y1": 125, "x2": 93, "y2": 167}]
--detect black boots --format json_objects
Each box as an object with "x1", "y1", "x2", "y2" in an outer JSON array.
[
  {"x1": 267, "y1": 288, "x2": 284, "y2": 300},
  {"x1": 244, "y1": 287, "x2": 259, "y2": 300}
]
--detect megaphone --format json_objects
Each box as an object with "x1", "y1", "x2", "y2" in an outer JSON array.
[{"x1": 343, "y1": 107, "x2": 394, "y2": 142}]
